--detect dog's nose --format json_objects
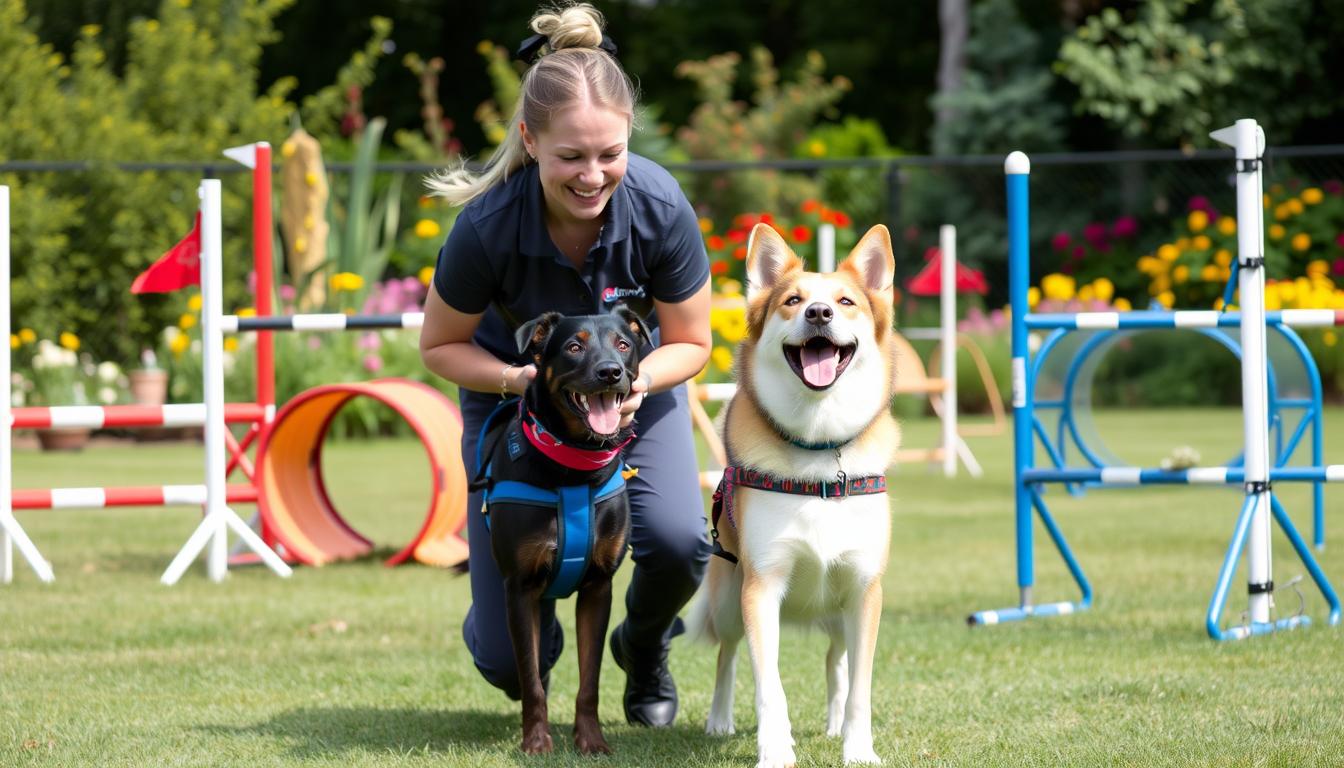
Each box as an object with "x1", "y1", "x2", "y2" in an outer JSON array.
[
  {"x1": 595, "y1": 362, "x2": 624, "y2": 384},
  {"x1": 804, "y1": 302, "x2": 833, "y2": 325}
]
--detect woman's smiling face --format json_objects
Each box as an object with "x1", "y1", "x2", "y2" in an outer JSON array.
[{"x1": 522, "y1": 103, "x2": 630, "y2": 228}]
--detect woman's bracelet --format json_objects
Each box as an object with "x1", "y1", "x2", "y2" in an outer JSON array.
[{"x1": 500, "y1": 364, "x2": 515, "y2": 397}]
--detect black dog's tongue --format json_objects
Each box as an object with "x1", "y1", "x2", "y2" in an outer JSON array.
[{"x1": 587, "y1": 392, "x2": 622, "y2": 435}]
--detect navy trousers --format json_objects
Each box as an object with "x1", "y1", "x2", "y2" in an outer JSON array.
[{"x1": 458, "y1": 385, "x2": 710, "y2": 700}]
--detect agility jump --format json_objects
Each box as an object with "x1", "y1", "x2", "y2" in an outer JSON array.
[
  {"x1": 1, "y1": 143, "x2": 470, "y2": 582},
  {"x1": 971, "y1": 119, "x2": 1341, "y2": 640}
]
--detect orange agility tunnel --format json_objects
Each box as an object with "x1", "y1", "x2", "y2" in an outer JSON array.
[{"x1": 256, "y1": 378, "x2": 469, "y2": 568}]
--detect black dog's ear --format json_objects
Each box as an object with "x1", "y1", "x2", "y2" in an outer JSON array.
[
  {"x1": 611, "y1": 303, "x2": 652, "y2": 349},
  {"x1": 515, "y1": 311, "x2": 564, "y2": 356}
]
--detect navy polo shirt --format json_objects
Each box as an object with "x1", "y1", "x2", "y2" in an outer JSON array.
[{"x1": 433, "y1": 153, "x2": 709, "y2": 364}]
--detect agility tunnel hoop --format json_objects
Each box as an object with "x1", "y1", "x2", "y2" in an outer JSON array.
[
  {"x1": 256, "y1": 378, "x2": 468, "y2": 568},
  {"x1": 970, "y1": 120, "x2": 1341, "y2": 640}
]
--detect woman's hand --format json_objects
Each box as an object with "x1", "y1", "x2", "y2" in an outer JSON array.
[
  {"x1": 504, "y1": 364, "x2": 538, "y2": 396},
  {"x1": 619, "y1": 371, "x2": 652, "y2": 429}
]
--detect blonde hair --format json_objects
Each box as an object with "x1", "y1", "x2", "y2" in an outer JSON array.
[{"x1": 426, "y1": 2, "x2": 636, "y2": 207}]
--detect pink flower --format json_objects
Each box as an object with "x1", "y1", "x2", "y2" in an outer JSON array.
[
  {"x1": 1083, "y1": 222, "x2": 1108, "y2": 246},
  {"x1": 363, "y1": 354, "x2": 383, "y2": 373},
  {"x1": 1051, "y1": 232, "x2": 1071, "y2": 251},
  {"x1": 1111, "y1": 216, "x2": 1138, "y2": 239},
  {"x1": 1188, "y1": 195, "x2": 1212, "y2": 213},
  {"x1": 279, "y1": 284, "x2": 297, "y2": 301},
  {"x1": 1336, "y1": 233, "x2": 1344, "y2": 249},
  {"x1": 1332, "y1": 258, "x2": 1344, "y2": 276},
  {"x1": 1072, "y1": 245, "x2": 1086, "y2": 261},
  {"x1": 357, "y1": 332, "x2": 381, "y2": 351},
  {"x1": 1323, "y1": 179, "x2": 1344, "y2": 195}
]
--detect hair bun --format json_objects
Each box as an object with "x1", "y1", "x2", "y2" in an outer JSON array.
[{"x1": 530, "y1": 2, "x2": 605, "y2": 53}]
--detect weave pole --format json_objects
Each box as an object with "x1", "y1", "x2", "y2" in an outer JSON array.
[
  {"x1": 160, "y1": 180, "x2": 292, "y2": 585},
  {"x1": 0, "y1": 186, "x2": 55, "y2": 583}
]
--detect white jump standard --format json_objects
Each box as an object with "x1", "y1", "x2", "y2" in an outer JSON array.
[{"x1": 970, "y1": 120, "x2": 1340, "y2": 640}]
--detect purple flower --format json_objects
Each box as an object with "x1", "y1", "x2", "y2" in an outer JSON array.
[
  {"x1": 1323, "y1": 179, "x2": 1344, "y2": 196},
  {"x1": 1051, "y1": 232, "x2": 1072, "y2": 252},
  {"x1": 1333, "y1": 258, "x2": 1344, "y2": 276},
  {"x1": 1083, "y1": 222, "x2": 1108, "y2": 247},
  {"x1": 1111, "y1": 216, "x2": 1138, "y2": 239},
  {"x1": 1188, "y1": 195, "x2": 1213, "y2": 213},
  {"x1": 1072, "y1": 245, "x2": 1086, "y2": 261}
]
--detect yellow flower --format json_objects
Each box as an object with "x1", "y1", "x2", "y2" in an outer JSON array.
[
  {"x1": 187, "y1": 294, "x2": 203, "y2": 312},
  {"x1": 1274, "y1": 204, "x2": 1291, "y2": 221},
  {"x1": 1264, "y1": 292, "x2": 1282, "y2": 310},
  {"x1": 170, "y1": 332, "x2": 190, "y2": 357},
  {"x1": 1175, "y1": 237, "x2": 1191, "y2": 250},
  {"x1": 1113, "y1": 297, "x2": 1132, "y2": 312},
  {"x1": 1214, "y1": 249, "x2": 1232, "y2": 267},
  {"x1": 1192, "y1": 235, "x2": 1212, "y2": 251},
  {"x1": 419, "y1": 266, "x2": 435, "y2": 286},
  {"x1": 9, "y1": 334, "x2": 18, "y2": 350},
  {"x1": 414, "y1": 219, "x2": 442, "y2": 239},
  {"x1": 19, "y1": 328, "x2": 36, "y2": 344},
  {"x1": 179, "y1": 313, "x2": 197, "y2": 330},
  {"x1": 1324, "y1": 330, "x2": 1338, "y2": 347},
  {"x1": 476, "y1": 40, "x2": 494, "y2": 56},
  {"x1": 1302, "y1": 188, "x2": 1324, "y2": 205},
  {"x1": 1173, "y1": 265, "x2": 1189, "y2": 284},
  {"x1": 1307, "y1": 260, "x2": 1329, "y2": 277},
  {"x1": 330, "y1": 272, "x2": 364, "y2": 292},
  {"x1": 807, "y1": 139, "x2": 826, "y2": 157},
  {"x1": 1157, "y1": 244, "x2": 1180, "y2": 261},
  {"x1": 281, "y1": 140, "x2": 296, "y2": 158},
  {"x1": 1263, "y1": 193, "x2": 1271, "y2": 209},
  {"x1": 1040, "y1": 273, "x2": 1075, "y2": 301},
  {"x1": 1187, "y1": 210, "x2": 1208, "y2": 232},
  {"x1": 59, "y1": 332, "x2": 80, "y2": 351},
  {"x1": 1291, "y1": 233, "x2": 1311, "y2": 252},
  {"x1": 698, "y1": 218, "x2": 713, "y2": 234},
  {"x1": 1288, "y1": 199, "x2": 1304, "y2": 215},
  {"x1": 1078, "y1": 285, "x2": 1095, "y2": 302},
  {"x1": 1027, "y1": 286, "x2": 1041, "y2": 309},
  {"x1": 1200, "y1": 265, "x2": 1219, "y2": 282},
  {"x1": 1091, "y1": 277, "x2": 1114, "y2": 302},
  {"x1": 717, "y1": 309, "x2": 747, "y2": 343},
  {"x1": 1156, "y1": 291, "x2": 1175, "y2": 309},
  {"x1": 237, "y1": 307, "x2": 257, "y2": 318},
  {"x1": 1137, "y1": 256, "x2": 1162, "y2": 274},
  {"x1": 1278, "y1": 281, "x2": 1297, "y2": 302},
  {"x1": 711, "y1": 346, "x2": 734, "y2": 372},
  {"x1": 1269, "y1": 224, "x2": 1286, "y2": 240},
  {"x1": 144, "y1": 19, "x2": 159, "y2": 33},
  {"x1": 223, "y1": 337, "x2": 239, "y2": 353},
  {"x1": 1217, "y1": 217, "x2": 1236, "y2": 236}
]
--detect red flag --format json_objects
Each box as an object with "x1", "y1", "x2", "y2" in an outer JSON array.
[{"x1": 131, "y1": 213, "x2": 202, "y2": 294}]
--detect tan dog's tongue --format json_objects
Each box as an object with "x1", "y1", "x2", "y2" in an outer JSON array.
[
  {"x1": 586, "y1": 392, "x2": 622, "y2": 434},
  {"x1": 801, "y1": 344, "x2": 839, "y2": 387}
]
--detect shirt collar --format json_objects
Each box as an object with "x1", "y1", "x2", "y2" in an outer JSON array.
[{"x1": 518, "y1": 162, "x2": 631, "y2": 259}]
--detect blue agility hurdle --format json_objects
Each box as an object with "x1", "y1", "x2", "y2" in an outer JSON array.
[{"x1": 970, "y1": 119, "x2": 1341, "y2": 640}]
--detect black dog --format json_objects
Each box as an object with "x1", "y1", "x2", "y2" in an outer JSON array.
[{"x1": 474, "y1": 305, "x2": 649, "y2": 755}]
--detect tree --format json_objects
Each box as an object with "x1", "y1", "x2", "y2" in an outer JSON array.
[{"x1": 1057, "y1": 0, "x2": 1336, "y2": 149}]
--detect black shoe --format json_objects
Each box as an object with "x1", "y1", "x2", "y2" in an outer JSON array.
[{"x1": 608, "y1": 620, "x2": 678, "y2": 727}]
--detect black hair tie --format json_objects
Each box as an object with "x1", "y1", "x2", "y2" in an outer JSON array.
[{"x1": 515, "y1": 33, "x2": 619, "y2": 64}]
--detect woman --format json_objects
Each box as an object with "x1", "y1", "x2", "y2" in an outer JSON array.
[{"x1": 419, "y1": 2, "x2": 711, "y2": 727}]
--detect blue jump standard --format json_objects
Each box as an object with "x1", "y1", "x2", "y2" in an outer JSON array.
[{"x1": 975, "y1": 147, "x2": 1342, "y2": 641}]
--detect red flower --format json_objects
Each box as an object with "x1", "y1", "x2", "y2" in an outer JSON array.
[
  {"x1": 727, "y1": 228, "x2": 748, "y2": 244},
  {"x1": 792, "y1": 225, "x2": 812, "y2": 243},
  {"x1": 801, "y1": 199, "x2": 820, "y2": 213},
  {"x1": 710, "y1": 260, "x2": 729, "y2": 275},
  {"x1": 1051, "y1": 232, "x2": 1071, "y2": 252},
  {"x1": 707, "y1": 235, "x2": 725, "y2": 251},
  {"x1": 760, "y1": 213, "x2": 775, "y2": 225},
  {"x1": 832, "y1": 211, "x2": 852, "y2": 228},
  {"x1": 733, "y1": 246, "x2": 747, "y2": 260}
]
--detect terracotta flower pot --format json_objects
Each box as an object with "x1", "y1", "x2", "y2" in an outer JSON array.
[
  {"x1": 128, "y1": 368, "x2": 169, "y2": 406},
  {"x1": 36, "y1": 427, "x2": 92, "y2": 452}
]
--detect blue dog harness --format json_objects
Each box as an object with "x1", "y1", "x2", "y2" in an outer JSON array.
[{"x1": 474, "y1": 398, "x2": 628, "y2": 599}]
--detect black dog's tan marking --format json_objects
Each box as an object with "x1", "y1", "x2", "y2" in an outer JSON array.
[{"x1": 481, "y1": 305, "x2": 650, "y2": 756}]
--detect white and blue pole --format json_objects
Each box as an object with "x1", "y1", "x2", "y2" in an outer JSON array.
[{"x1": 1006, "y1": 151, "x2": 1034, "y2": 608}]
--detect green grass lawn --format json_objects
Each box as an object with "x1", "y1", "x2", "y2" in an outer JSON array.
[{"x1": 2, "y1": 408, "x2": 1343, "y2": 767}]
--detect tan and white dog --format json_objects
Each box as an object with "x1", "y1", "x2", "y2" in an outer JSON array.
[{"x1": 686, "y1": 223, "x2": 900, "y2": 767}]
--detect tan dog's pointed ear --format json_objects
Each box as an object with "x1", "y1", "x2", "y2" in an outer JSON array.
[
  {"x1": 839, "y1": 225, "x2": 895, "y2": 303},
  {"x1": 745, "y1": 223, "x2": 802, "y2": 301}
]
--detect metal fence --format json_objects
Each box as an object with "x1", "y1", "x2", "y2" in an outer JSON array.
[{"x1": 5, "y1": 144, "x2": 1343, "y2": 302}]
